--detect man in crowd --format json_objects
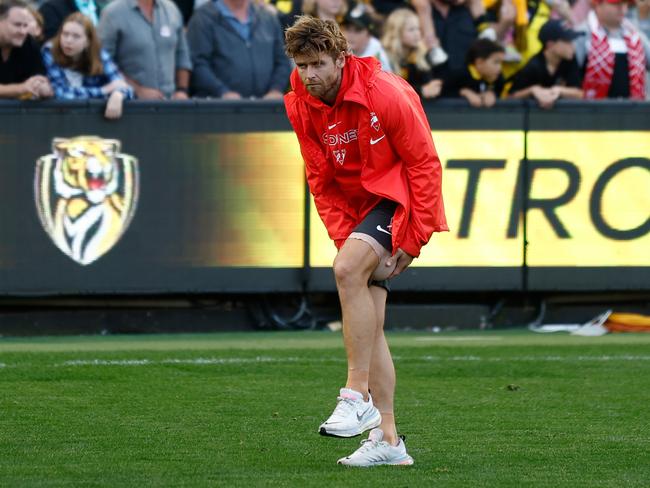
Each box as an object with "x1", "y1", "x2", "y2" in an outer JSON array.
[
  {"x1": 186, "y1": 0, "x2": 291, "y2": 99},
  {"x1": 0, "y1": 0, "x2": 52, "y2": 99},
  {"x1": 98, "y1": 0, "x2": 192, "y2": 99},
  {"x1": 576, "y1": 0, "x2": 650, "y2": 100},
  {"x1": 284, "y1": 16, "x2": 447, "y2": 467}
]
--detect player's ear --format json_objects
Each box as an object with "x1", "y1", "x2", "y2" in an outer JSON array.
[{"x1": 336, "y1": 52, "x2": 345, "y2": 69}]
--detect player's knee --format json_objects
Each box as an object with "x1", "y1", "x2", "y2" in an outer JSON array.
[{"x1": 333, "y1": 255, "x2": 370, "y2": 289}]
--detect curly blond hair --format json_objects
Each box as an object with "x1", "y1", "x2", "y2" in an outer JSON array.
[{"x1": 285, "y1": 15, "x2": 349, "y2": 60}]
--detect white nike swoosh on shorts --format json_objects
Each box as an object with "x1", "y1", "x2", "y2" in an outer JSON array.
[{"x1": 376, "y1": 225, "x2": 392, "y2": 236}]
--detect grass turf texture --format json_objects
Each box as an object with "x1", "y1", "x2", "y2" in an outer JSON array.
[{"x1": 1, "y1": 330, "x2": 649, "y2": 487}]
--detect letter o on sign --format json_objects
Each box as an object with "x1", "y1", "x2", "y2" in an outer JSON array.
[{"x1": 590, "y1": 158, "x2": 650, "y2": 240}]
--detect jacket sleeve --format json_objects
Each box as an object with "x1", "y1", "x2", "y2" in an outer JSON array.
[
  {"x1": 285, "y1": 94, "x2": 358, "y2": 248},
  {"x1": 379, "y1": 77, "x2": 447, "y2": 257}
]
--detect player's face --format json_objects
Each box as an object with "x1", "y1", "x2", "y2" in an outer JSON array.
[
  {"x1": 294, "y1": 52, "x2": 345, "y2": 103},
  {"x1": 0, "y1": 7, "x2": 30, "y2": 48},
  {"x1": 476, "y1": 52, "x2": 504, "y2": 83}
]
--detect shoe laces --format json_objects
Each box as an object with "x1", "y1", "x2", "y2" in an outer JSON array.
[
  {"x1": 332, "y1": 396, "x2": 358, "y2": 417},
  {"x1": 356, "y1": 438, "x2": 388, "y2": 454}
]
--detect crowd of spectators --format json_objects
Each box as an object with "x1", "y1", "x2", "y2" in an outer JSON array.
[{"x1": 0, "y1": 0, "x2": 649, "y2": 118}]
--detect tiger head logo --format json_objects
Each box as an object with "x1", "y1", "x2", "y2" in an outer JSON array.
[{"x1": 35, "y1": 136, "x2": 139, "y2": 265}]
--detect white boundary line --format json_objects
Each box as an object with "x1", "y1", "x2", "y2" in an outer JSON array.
[
  {"x1": 1, "y1": 355, "x2": 650, "y2": 369},
  {"x1": 58, "y1": 355, "x2": 650, "y2": 367}
]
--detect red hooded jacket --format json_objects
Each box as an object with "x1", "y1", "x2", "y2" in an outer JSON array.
[{"x1": 284, "y1": 56, "x2": 447, "y2": 258}]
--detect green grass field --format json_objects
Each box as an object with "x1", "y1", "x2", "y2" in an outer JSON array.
[{"x1": 1, "y1": 330, "x2": 649, "y2": 487}]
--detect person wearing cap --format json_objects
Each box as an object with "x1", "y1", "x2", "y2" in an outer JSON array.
[
  {"x1": 508, "y1": 20, "x2": 584, "y2": 108},
  {"x1": 574, "y1": 0, "x2": 650, "y2": 99},
  {"x1": 341, "y1": 4, "x2": 393, "y2": 72}
]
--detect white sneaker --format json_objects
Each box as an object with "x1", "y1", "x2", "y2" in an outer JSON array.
[
  {"x1": 338, "y1": 428, "x2": 414, "y2": 467},
  {"x1": 318, "y1": 388, "x2": 381, "y2": 438}
]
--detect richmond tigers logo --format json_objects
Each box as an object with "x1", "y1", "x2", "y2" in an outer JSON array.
[{"x1": 34, "y1": 136, "x2": 139, "y2": 265}]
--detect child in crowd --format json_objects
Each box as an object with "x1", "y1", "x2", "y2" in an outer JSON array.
[
  {"x1": 508, "y1": 20, "x2": 583, "y2": 108},
  {"x1": 42, "y1": 13, "x2": 133, "y2": 119},
  {"x1": 442, "y1": 38, "x2": 505, "y2": 107},
  {"x1": 382, "y1": 8, "x2": 443, "y2": 99},
  {"x1": 341, "y1": 4, "x2": 393, "y2": 72}
]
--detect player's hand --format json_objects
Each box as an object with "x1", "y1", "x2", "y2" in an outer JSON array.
[{"x1": 385, "y1": 248, "x2": 414, "y2": 279}]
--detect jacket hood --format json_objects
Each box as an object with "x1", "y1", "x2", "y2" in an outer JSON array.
[{"x1": 289, "y1": 55, "x2": 382, "y2": 111}]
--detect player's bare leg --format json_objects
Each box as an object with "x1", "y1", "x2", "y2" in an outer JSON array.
[
  {"x1": 367, "y1": 285, "x2": 398, "y2": 446},
  {"x1": 333, "y1": 238, "x2": 380, "y2": 399},
  {"x1": 319, "y1": 238, "x2": 382, "y2": 438},
  {"x1": 337, "y1": 284, "x2": 414, "y2": 466}
]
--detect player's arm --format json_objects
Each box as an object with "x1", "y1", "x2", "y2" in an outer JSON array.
[{"x1": 379, "y1": 80, "x2": 447, "y2": 258}]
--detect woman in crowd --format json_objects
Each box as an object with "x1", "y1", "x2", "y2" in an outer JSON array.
[
  {"x1": 42, "y1": 13, "x2": 133, "y2": 119},
  {"x1": 382, "y1": 8, "x2": 443, "y2": 99}
]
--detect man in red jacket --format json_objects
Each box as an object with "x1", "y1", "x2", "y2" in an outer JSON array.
[{"x1": 284, "y1": 16, "x2": 447, "y2": 467}]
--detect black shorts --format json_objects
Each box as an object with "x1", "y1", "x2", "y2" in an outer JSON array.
[
  {"x1": 350, "y1": 199, "x2": 398, "y2": 292},
  {"x1": 352, "y1": 199, "x2": 397, "y2": 252}
]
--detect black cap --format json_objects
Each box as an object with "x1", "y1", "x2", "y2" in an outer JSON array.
[
  {"x1": 342, "y1": 5, "x2": 373, "y2": 32},
  {"x1": 538, "y1": 20, "x2": 582, "y2": 44}
]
